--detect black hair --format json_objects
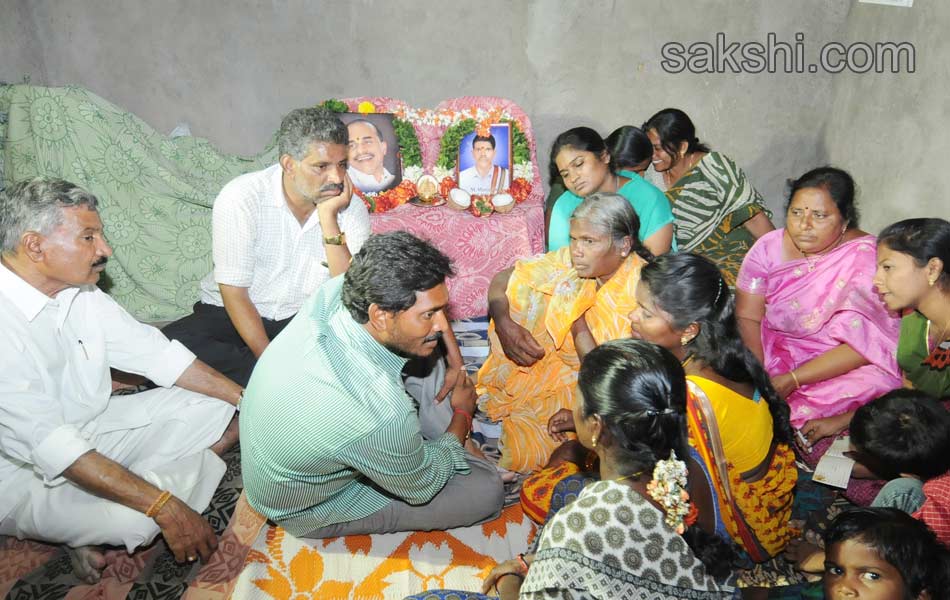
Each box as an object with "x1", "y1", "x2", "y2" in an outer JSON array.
[
  {"x1": 643, "y1": 108, "x2": 711, "y2": 168},
  {"x1": 785, "y1": 166, "x2": 860, "y2": 228},
  {"x1": 578, "y1": 339, "x2": 738, "y2": 580},
  {"x1": 825, "y1": 507, "x2": 950, "y2": 600},
  {"x1": 879, "y1": 218, "x2": 950, "y2": 291},
  {"x1": 640, "y1": 253, "x2": 793, "y2": 445},
  {"x1": 850, "y1": 389, "x2": 950, "y2": 480},
  {"x1": 605, "y1": 126, "x2": 653, "y2": 173},
  {"x1": 548, "y1": 126, "x2": 610, "y2": 186},
  {"x1": 472, "y1": 134, "x2": 496, "y2": 149},
  {"x1": 341, "y1": 232, "x2": 453, "y2": 323}
]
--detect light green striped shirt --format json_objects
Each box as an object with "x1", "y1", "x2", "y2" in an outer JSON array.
[{"x1": 240, "y1": 275, "x2": 469, "y2": 537}]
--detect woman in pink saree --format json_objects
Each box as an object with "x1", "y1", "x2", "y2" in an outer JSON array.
[{"x1": 736, "y1": 167, "x2": 901, "y2": 503}]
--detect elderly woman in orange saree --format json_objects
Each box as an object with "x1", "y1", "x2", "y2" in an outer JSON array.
[{"x1": 478, "y1": 192, "x2": 649, "y2": 473}]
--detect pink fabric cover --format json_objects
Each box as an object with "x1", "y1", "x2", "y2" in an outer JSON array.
[
  {"x1": 737, "y1": 230, "x2": 901, "y2": 429},
  {"x1": 341, "y1": 96, "x2": 545, "y2": 319}
]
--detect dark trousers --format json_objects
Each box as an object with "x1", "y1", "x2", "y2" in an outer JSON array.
[{"x1": 162, "y1": 302, "x2": 293, "y2": 387}]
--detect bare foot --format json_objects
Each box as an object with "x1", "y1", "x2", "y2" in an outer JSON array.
[
  {"x1": 66, "y1": 545, "x2": 107, "y2": 584},
  {"x1": 464, "y1": 438, "x2": 487, "y2": 460},
  {"x1": 209, "y1": 415, "x2": 239, "y2": 456}
]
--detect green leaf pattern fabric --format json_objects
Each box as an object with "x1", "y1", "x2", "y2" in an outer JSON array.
[{"x1": 0, "y1": 84, "x2": 277, "y2": 321}]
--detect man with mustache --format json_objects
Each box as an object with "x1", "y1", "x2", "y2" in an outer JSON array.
[
  {"x1": 346, "y1": 119, "x2": 396, "y2": 193},
  {"x1": 458, "y1": 132, "x2": 510, "y2": 196},
  {"x1": 163, "y1": 107, "x2": 372, "y2": 387},
  {"x1": 0, "y1": 178, "x2": 241, "y2": 582},
  {"x1": 241, "y1": 232, "x2": 504, "y2": 537}
]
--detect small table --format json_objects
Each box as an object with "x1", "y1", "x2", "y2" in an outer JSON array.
[{"x1": 370, "y1": 198, "x2": 545, "y2": 319}]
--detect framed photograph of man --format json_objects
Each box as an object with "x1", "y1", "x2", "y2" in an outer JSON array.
[
  {"x1": 457, "y1": 124, "x2": 512, "y2": 195},
  {"x1": 339, "y1": 113, "x2": 403, "y2": 194}
]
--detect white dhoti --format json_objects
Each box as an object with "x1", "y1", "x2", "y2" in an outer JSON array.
[{"x1": 0, "y1": 387, "x2": 234, "y2": 551}]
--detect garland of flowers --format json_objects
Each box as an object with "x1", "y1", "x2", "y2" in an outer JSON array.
[
  {"x1": 646, "y1": 451, "x2": 695, "y2": 535},
  {"x1": 318, "y1": 99, "x2": 535, "y2": 215},
  {"x1": 318, "y1": 99, "x2": 422, "y2": 213},
  {"x1": 435, "y1": 117, "x2": 530, "y2": 172},
  {"x1": 433, "y1": 116, "x2": 534, "y2": 216}
]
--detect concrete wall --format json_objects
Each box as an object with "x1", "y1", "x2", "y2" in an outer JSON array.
[
  {"x1": 0, "y1": 0, "x2": 47, "y2": 85},
  {"x1": 824, "y1": 1, "x2": 948, "y2": 233},
  {"x1": 2, "y1": 0, "x2": 942, "y2": 226}
]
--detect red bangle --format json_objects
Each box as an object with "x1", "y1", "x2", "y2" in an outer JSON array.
[
  {"x1": 454, "y1": 408, "x2": 473, "y2": 430},
  {"x1": 516, "y1": 553, "x2": 529, "y2": 575}
]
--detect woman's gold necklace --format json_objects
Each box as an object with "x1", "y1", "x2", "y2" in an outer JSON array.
[
  {"x1": 925, "y1": 318, "x2": 950, "y2": 354},
  {"x1": 615, "y1": 470, "x2": 644, "y2": 483}
]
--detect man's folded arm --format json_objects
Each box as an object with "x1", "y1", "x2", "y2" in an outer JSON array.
[{"x1": 339, "y1": 411, "x2": 469, "y2": 505}]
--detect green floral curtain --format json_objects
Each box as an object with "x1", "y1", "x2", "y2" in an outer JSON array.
[{"x1": 0, "y1": 84, "x2": 277, "y2": 322}]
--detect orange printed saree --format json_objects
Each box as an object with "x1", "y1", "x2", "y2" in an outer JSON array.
[{"x1": 478, "y1": 247, "x2": 645, "y2": 473}]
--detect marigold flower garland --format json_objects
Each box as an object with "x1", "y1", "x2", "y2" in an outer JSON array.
[{"x1": 319, "y1": 98, "x2": 534, "y2": 215}]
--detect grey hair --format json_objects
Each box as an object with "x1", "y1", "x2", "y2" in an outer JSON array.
[
  {"x1": 277, "y1": 107, "x2": 348, "y2": 160},
  {"x1": 0, "y1": 178, "x2": 99, "y2": 253},
  {"x1": 570, "y1": 191, "x2": 642, "y2": 250},
  {"x1": 347, "y1": 118, "x2": 384, "y2": 141}
]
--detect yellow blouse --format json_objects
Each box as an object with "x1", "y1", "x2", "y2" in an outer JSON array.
[{"x1": 687, "y1": 375, "x2": 773, "y2": 473}]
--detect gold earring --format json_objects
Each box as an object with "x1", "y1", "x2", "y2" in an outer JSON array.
[
  {"x1": 681, "y1": 335, "x2": 691, "y2": 346},
  {"x1": 591, "y1": 435, "x2": 598, "y2": 449}
]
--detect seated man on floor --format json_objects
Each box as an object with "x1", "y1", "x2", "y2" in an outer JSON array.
[
  {"x1": 163, "y1": 106, "x2": 372, "y2": 386},
  {"x1": 241, "y1": 232, "x2": 504, "y2": 538},
  {"x1": 0, "y1": 178, "x2": 242, "y2": 583}
]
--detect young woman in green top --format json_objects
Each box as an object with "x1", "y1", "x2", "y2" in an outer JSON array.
[
  {"x1": 546, "y1": 127, "x2": 675, "y2": 257},
  {"x1": 874, "y1": 218, "x2": 950, "y2": 399}
]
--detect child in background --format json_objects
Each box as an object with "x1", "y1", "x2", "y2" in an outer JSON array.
[
  {"x1": 850, "y1": 389, "x2": 950, "y2": 544},
  {"x1": 823, "y1": 507, "x2": 950, "y2": 600}
]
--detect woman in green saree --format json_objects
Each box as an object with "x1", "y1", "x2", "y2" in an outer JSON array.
[{"x1": 644, "y1": 108, "x2": 774, "y2": 285}]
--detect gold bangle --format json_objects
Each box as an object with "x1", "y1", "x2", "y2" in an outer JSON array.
[
  {"x1": 789, "y1": 370, "x2": 801, "y2": 390},
  {"x1": 145, "y1": 490, "x2": 173, "y2": 518}
]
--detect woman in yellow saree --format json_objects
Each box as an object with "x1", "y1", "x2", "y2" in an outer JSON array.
[
  {"x1": 631, "y1": 253, "x2": 797, "y2": 559},
  {"x1": 478, "y1": 192, "x2": 650, "y2": 473}
]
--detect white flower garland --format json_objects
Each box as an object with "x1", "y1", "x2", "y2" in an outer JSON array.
[{"x1": 646, "y1": 451, "x2": 692, "y2": 535}]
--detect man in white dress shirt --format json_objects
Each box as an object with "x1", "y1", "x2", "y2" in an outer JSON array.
[
  {"x1": 163, "y1": 107, "x2": 372, "y2": 386},
  {"x1": 457, "y1": 133, "x2": 510, "y2": 196},
  {"x1": 346, "y1": 119, "x2": 396, "y2": 193},
  {"x1": 0, "y1": 178, "x2": 241, "y2": 583}
]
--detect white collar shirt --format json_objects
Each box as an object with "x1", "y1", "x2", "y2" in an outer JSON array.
[
  {"x1": 199, "y1": 164, "x2": 372, "y2": 320},
  {"x1": 347, "y1": 165, "x2": 395, "y2": 194},
  {"x1": 0, "y1": 263, "x2": 196, "y2": 520}
]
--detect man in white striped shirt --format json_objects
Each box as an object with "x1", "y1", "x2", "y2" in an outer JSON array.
[{"x1": 163, "y1": 108, "x2": 371, "y2": 386}]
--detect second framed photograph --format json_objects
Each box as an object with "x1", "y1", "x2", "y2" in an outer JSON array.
[
  {"x1": 457, "y1": 123, "x2": 512, "y2": 195},
  {"x1": 339, "y1": 113, "x2": 403, "y2": 194}
]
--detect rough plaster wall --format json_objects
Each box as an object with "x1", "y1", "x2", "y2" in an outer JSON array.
[
  {"x1": 824, "y1": 1, "x2": 948, "y2": 234},
  {"x1": 5, "y1": 0, "x2": 858, "y2": 217},
  {"x1": 0, "y1": 0, "x2": 47, "y2": 84}
]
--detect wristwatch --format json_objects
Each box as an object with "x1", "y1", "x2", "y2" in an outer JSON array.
[{"x1": 323, "y1": 232, "x2": 346, "y2": 246}]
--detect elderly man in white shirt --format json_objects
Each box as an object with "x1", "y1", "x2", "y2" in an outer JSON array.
[
  {"x1": 163, "y1": 107, "x2": 372, "y2": 386},
  {"x1": 0, "y1": 178, "x2": 242, "y2": 583}
]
